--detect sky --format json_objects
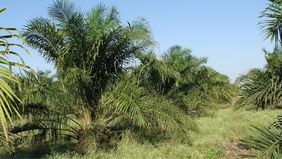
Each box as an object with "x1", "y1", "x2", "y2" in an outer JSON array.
[{"x1": 1, "y1": 0, "x2": 274, "y2": 82}]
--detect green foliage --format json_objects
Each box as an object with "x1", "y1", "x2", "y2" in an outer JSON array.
[
  {"x1": 242, "y1": 115, "x2": 282, "y2": 159},
  {"x1": 23, "y1": 0, "x2": 154, "y2": 112},
  {"x1": 15, "y1": 0, "x2": 210, "y2": 151},
  {"x1": 237, "y1": 0, "x2": 282, "y2": 109},
  {"x1": 136, "y1": 45, "x2": 234, "y2": 116},
  {"x1": 54, "y1": 74, "x2": 195, "y2": 152},
  {"x1": 99, "y1": 75, "x2": 195, "y2": 142},
  {"x1": 260, "y1": 0, "x2": 282, "y2": 50},
  {"x1": 8, "y1": 44, "x2": 234, "y2": 151},
  {"x1": 136, "y1": 51, "x2": 181, "y2": 96},
  {"x1": 1, "y1": 0, "x2": 235, "y2": 157},
  {"x1": 20, "y1": 0, "x2": 157, "y2": 151},
  {"x1": 0, "y1": 71, "x2": 80, "y2": 153},
  {"x1": 2, "y1": 108, "x2": 276, "y2": 159},
  {"x1": 237, "y1": 2, "x2": 282, "y2": 158},
  {"x1": 16, "y1": 71, "x2": 76, "y2": 112},
  {"x1": 240, "y1": 0, "x2": 282, "y2": 109},
  {"x1": 0, "y1": 8, "x2": 30, "y2": 153},
  {"x1": 237, "y1": 50, "x2": 282, "y2": 109}
]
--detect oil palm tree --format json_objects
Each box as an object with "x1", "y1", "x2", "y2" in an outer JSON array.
[
  {"x1": 19, "y1": 0, "x2": 159, "y2": 151},
  {"x1": 136, "y1": 46, "x2": 233, "y2": 115},
  {"x1": 135, "y1": 51, "x2": 181, "y2": 96},
  {"x1": 97, "y1": 74, "x2": 193, "y2": 145},
  {"x1": 23, "y1": 0, "x2": 154, "y2": 117},
  {"x1": 238, "y1": 0, "x2": 282, "y2": 108},
  {"x1": 162, "y1": 46, "x2": 232, "y2": 105},
  {"x1": 240, "y1": 2, "x2": 282, "y2": 157},
  {"x1": 237, "y1": 49, "x2": 282, "y2": 109},
  {"x1": 260, "y1": 0, "x2": 282, "y2": 50}
]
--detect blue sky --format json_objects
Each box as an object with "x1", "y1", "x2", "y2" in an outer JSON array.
[{"x1": 1, "y1": 0, "x2": 273, "y2": 81}]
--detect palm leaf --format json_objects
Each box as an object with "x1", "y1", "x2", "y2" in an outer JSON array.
[{"x1": 0, "y1": 9, "x2": 30, "y2": 152}]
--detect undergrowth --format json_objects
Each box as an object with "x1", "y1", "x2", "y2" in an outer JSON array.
[{"x1": 1, "y1": 108, "x2": 279, "y2": 159}]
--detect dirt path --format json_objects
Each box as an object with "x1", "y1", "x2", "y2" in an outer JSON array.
[{"x1": 221, "y1": 139, "x2": 255, "y2": 159}]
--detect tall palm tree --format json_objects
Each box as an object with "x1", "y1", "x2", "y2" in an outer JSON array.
[
  {"x1": 23, "y1": 0, "x2": 154, "y2": 116},
  {"x1": 260, "y1": 0, "x2": 282, "y2": 50}
]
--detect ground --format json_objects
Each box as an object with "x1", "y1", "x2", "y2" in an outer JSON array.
[{"x1": 1, "y1": 108, "x2": 281, "y2": 159}]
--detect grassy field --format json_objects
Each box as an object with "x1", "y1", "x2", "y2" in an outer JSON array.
[{"x1": 1, "y1": 108, "x2": 281, "y2": 159}]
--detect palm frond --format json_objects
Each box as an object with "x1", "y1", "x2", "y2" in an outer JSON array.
[
  {"x1": 87, "y1": 4, "x2": 120, "y2": 32},
  {"x1": 0, "y1": 19, "x2": 29, "y2": 139},
  {"x1": 48, "y1": 0, "x2": 77, "y2": 24},
  {"x1": 23, "y1": 17, "x2": 65, "y2": 63},
  {"x1": 242, "y1": 118, "x2": 282, "y2": 159},
  {"x1": 260, "y1": 1, "x2": 282, "y2": 50}
]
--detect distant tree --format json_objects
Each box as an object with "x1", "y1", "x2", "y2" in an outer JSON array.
[{"x1": 136, "y1": 45, "x2": 233, "y2": 115}]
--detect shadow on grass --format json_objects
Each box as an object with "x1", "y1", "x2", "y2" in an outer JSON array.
[{"x1": 0, "y1": 143, "x2": 75, "y2": 159}]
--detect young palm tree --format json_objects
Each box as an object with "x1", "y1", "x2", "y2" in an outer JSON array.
[
  {"x1": 135, "y1": 51, "x2": 181, "y2": 96},
  {"x1": 23, "y1": 0, "x2": 154, "y2": 117},
  {"x1": 136, "y1": 46, "x2": 233, "y2": 115},
  {"x1": 97, "y1": 74, "x2": 193, "y2": 144},
  {"x1": 237, "y1": 50, "x2": 282, "y2": 109},
  {"x1": 17, "y1": 0, "x2": 171, "y2": 152}
]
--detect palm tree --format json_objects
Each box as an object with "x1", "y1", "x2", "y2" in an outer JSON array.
[
  {"x1": 260, "y1": 0, "x2": 282, "y2": 50},
  {"x1": 23, "y1": 0, "x2": 154, "y2": 117},
  {"x1": 237, "y1": 0, "x2": 282, "y2": 109},
  {"x1": 240, "y1": 2, "x2": 282, "y2": 157},
  {"x1": 96, "y1": 74, "x2": 194, "y2": 145},
  {"x1": 162, "y1": 46, "x2": 232, "y2": 106},
  {"x1": 19, "y1": 0, "x2": 159, "y2": 151},
  {"x1": 237, "y1": 49, "x2": 282, "y2": 109},
  {"x1": 135, "y1": 51, "x2": 181, "y2": 96},
  {"x1": 136, "y1": 46, "x2": 233, "y2": 115}
]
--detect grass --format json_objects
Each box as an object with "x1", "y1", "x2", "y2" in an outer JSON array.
[
  {"x1": 189, "y1": 108, "x2": 282, "y2": 158},
  {"x1": 1, "y1": 108, "x2": 281, "y2": 159}
]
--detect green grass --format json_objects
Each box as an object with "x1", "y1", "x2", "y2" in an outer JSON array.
[
  {"x1": 188, "y1": 108, "x2": 282, "y2": 158},
  {"x1": 1, "y1": 108, "x2": 281, "y2": 159}
]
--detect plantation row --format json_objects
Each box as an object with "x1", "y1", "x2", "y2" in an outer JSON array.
[{"x1": 1, "y1": 0, "x2": 282, "y2": 158}]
